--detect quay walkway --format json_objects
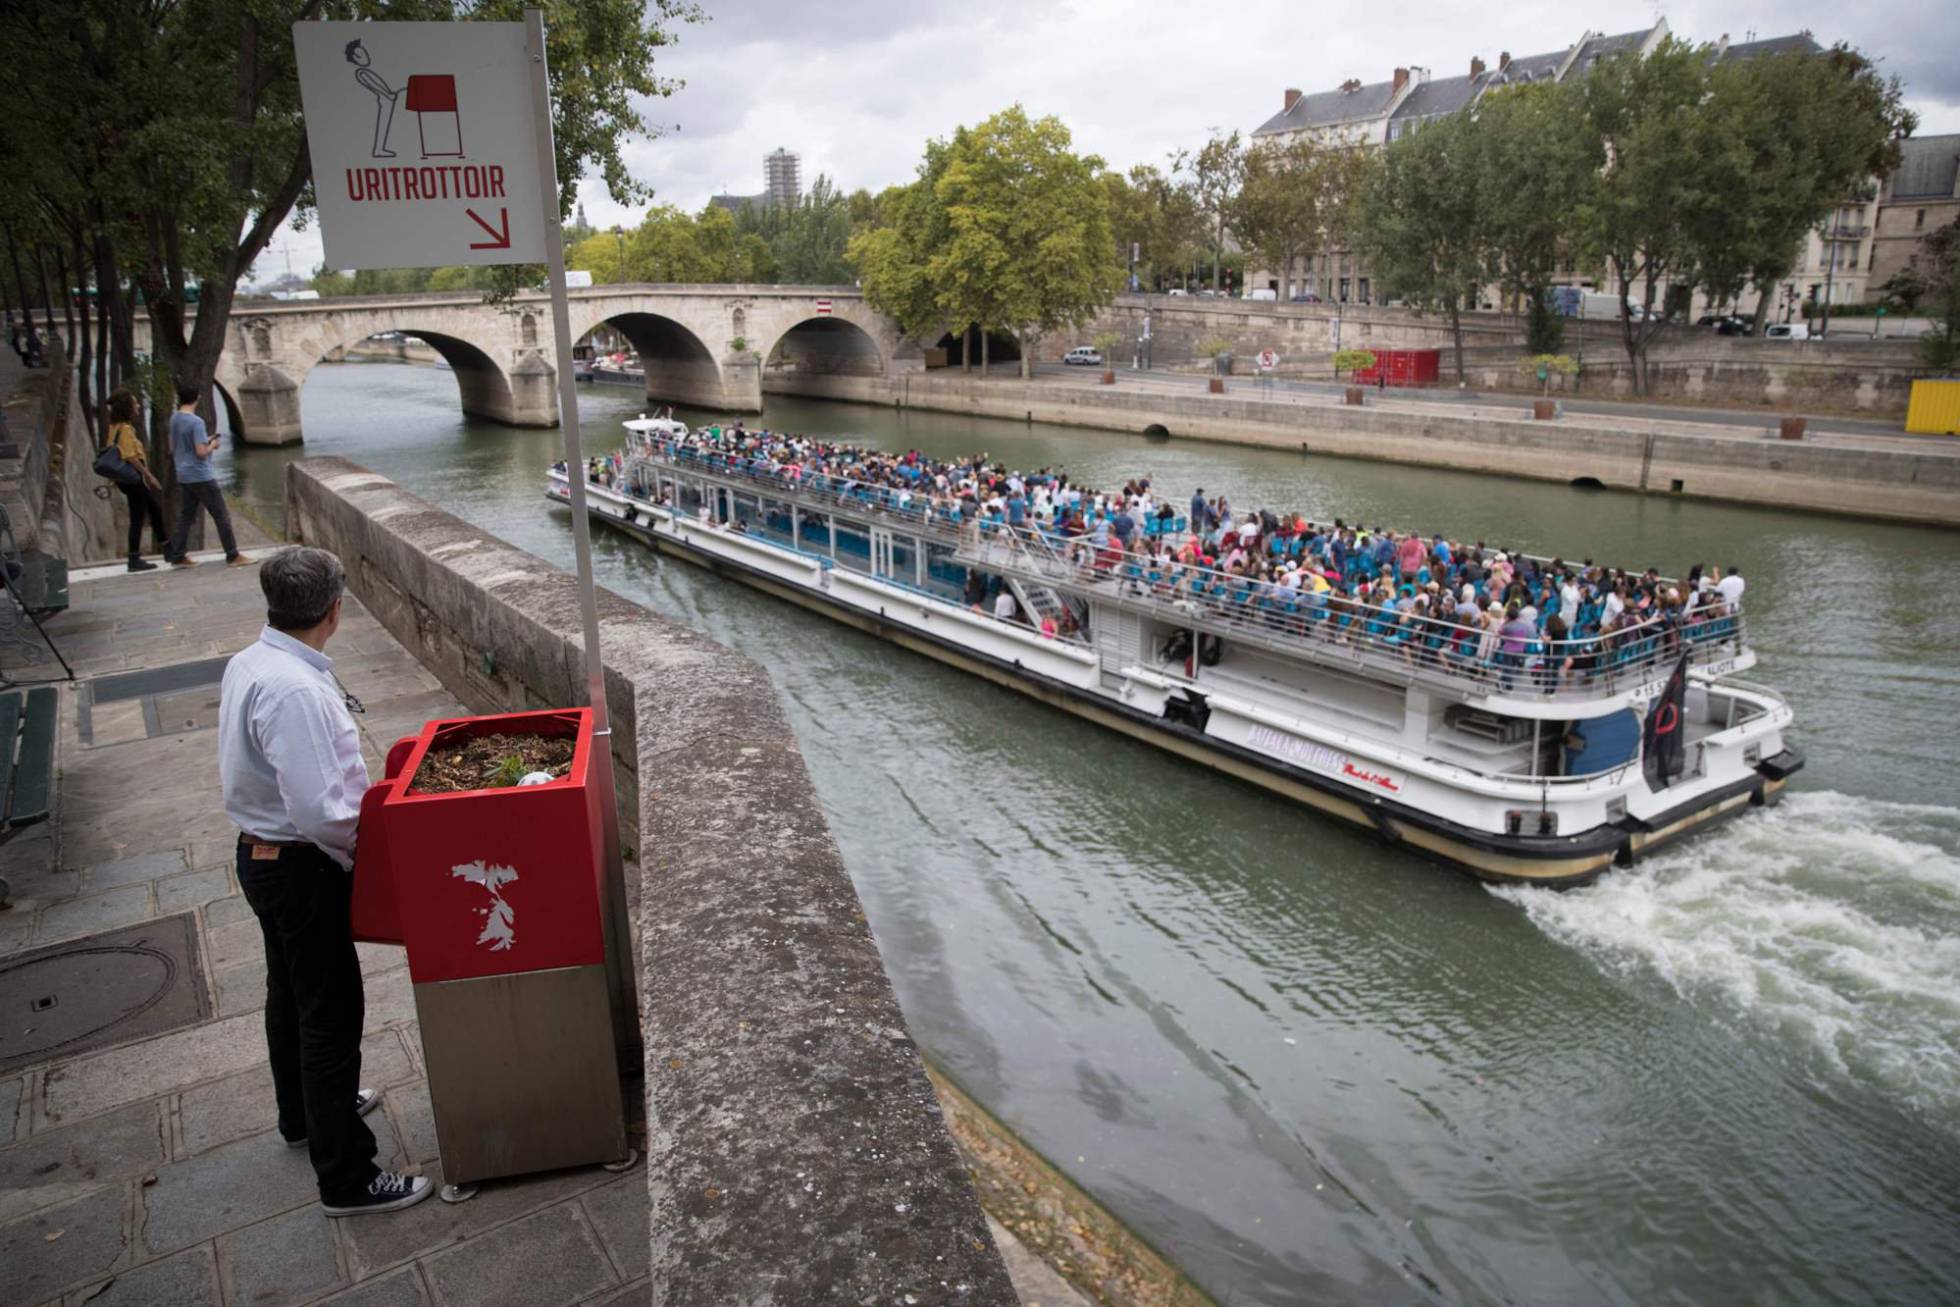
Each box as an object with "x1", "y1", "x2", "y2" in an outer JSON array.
[{"x1": 0, "y1": 509, "x2": 1080, "y2": 1305}]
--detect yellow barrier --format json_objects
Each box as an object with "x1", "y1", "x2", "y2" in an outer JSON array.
[{"x1": 1906, "y1": 378, "x2": 1960, "y2": 435}]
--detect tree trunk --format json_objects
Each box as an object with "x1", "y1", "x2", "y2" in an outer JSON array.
[
  {"x1": 1752, "y1": 286, "x2": 1773, "y2": 336},
  {"x1": 69, "y1": 230, "x2": 98, "y2": 443},
  {"x1": 33, "y1": 244, "x2": 57, "y2": 340},
  {"x1": 1019, "y1": 332, "x2": 1032, "y2": 380},
  {"x1": 1448, "y1": 301, "x2": 1466, "y2": 384},
  {"x1": 980, "y1": 328, "x2": 990, "y2": 380},
  {"x1": 962, "y1": 324, "x2": 972, "y2": 373}
]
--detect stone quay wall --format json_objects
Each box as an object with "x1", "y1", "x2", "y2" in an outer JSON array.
[
  {"x1": 284, "y1": 457, "x2": 1017, "y2": 1306},
  {"x1": 1, "y1": 346, "x2": 119, "y2": 563},
  {"x1": 764, "y1": 372, "x2": 1960, "y2": 528}
]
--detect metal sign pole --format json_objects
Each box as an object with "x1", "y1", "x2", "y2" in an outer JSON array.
[{"x1": 524, "y1": 7, "x2": 639, "y2": 1057}]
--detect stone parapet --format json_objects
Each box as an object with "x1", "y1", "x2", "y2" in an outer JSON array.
[{"x1": 283, "y1": 456, "x2": 1016, "y2": 1306}]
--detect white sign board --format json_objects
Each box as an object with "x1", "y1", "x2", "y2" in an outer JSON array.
[
  {"x1": 293, "y1": 21, "x2": 548, "y2": 269},
  {"x1": 1258, "y1": 349, "x2": 1279, "y2": 371}
]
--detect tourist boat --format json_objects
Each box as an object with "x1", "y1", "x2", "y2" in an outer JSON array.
[{"x1": 545, "y1": 418, "x2": 1802, "y2": 885}]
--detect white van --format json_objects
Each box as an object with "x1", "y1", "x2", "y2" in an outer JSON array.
[
  {"x1": 1764, "y1": 322, "x2": 1811, "y2": 340},
  {"x1": 1247, "y1": 287, "x2": 1278, "y2": 302},
  {"x1": 1063, "y1": 345, "x2": 1104, "y2": 366}
]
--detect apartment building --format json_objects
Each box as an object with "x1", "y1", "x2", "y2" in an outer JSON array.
[
  {"x1": 1867, "y1": 134, "x2": 1960, "y2": 303},
  {"x1": 1246, "y1": 21, "x2": 1830, "y2": 318}
]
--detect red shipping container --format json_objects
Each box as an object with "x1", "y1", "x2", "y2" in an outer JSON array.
[
  {"x1": 363, "y1": 708, "x2": 605, "y2": 985},
  {"x1": 1352, "y1": 348, "x2": 1441, "y2": 388}
]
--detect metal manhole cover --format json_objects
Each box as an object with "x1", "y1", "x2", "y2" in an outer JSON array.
[{"x1": 0, "y1": 914, "x2": 211, "y2": 1074}]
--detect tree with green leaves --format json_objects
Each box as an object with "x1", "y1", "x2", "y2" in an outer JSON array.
[
  {"x1": 1173, "y1": 131, "x2": 1244, "y2": 293},
  {"x1": 732, "y1": 175, "x2": 854, "y2": 284},
  {"x1": 1102, "y1": 164, "x2": 1202, "y2": 291},
  {"x1": 1915, "y1": 216, "x2": 1960, "y2": 373},
  {"x1": 933, "y1": 107, "x2": 1122, "y2": 377},
  {"x1": 1471, "y1": 81, "x2": 1601, "y2": 354},
  {"x1": 1232, "y1": 138, "x2": 1323, "y2": 300},
  {"x1": 1576, "y1": 39, "x2": 1732, "y2": 393},
  {"x1": 1692, "y1": 46, "x2": 1913, "y2": 333},
  {"x1": 0, "y1": 0, "x2": 697, "y2": 470},
  {"x1": 1353, "y1": 111, "x2": 1489, "y2": 382},
  {"x1": 848, "y1": 134, "x2": 963, "y2": 360},
  {"x1": 853, "y1": 108, "x2": 1121, "y2": 379}
]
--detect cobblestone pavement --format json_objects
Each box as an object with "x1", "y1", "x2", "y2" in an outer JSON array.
[
  {"x1": 1, "y1": 530, "x2": 1085, "y2": 1307},
  {"x1": 0, "y1": 550, "x2": 656, "y2": 1307}
]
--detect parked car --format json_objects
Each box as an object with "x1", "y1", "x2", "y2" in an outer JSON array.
[
  {"x1": 1290, "y1": 291, "x2": 1322, "y2": 303},
  {"x1": 1197, "y1": 289, "x2": 1219, "y2": 298},
  {"x1": 1063, "y1": 345, "x2": 1104, "y2": 366},
  {"x1": 1246, "y1": 287, "x2": 1278, "y2": 302},
  {"x1": 1764, "y1": 322, "x2": 1811, "y2": 340},
  {"x1": 1166, "y1": 287, "x2": 1188, "y2": 296},
  {"x1": 1697, "y1": 313, "x2": 1754, "y2": 335}
]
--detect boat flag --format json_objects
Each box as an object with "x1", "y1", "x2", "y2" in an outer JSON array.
[{"x1": 1642, "y1": 649, "x2": 1690, "y2": 790}]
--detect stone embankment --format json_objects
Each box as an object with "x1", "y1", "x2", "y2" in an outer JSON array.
[
  {"x1": 1042, "y1": 295, "x2": 1920, "y2": 415},
  {"x1": 1, "y1": 346, "x2": 118, "y2": 563},
  {"x1": 765, "y1": 370, "x2": 1960, "y2": 528}
]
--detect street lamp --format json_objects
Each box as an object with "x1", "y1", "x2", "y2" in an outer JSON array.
[{"x1": 612, "y1": 225, "x2": 625, "y2": 285}]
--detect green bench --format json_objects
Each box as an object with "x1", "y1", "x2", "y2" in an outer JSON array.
[{"x1": 0, "y1": 686, "x2": 55, "y2": 828}]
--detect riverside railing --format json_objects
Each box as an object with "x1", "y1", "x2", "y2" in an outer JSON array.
[{"x1": 602, "y1": 443, "x2": 1748, "y2": 701}]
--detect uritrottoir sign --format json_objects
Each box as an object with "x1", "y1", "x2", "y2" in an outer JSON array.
[{"x1": 293, "y1": 21, "x2": 548, "y2": 270}]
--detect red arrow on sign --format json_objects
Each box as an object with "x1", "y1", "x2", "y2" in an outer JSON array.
[{"x1": 466, "y1": 207, "x2": 511, "y2": 251}]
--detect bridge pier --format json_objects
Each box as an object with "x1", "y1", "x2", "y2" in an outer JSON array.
[
  {"x1": 237, "y1": 366, "x2": 304, "y2": 446},
  {"x1": 646, "y1": 353, "x2": 762, "y2": 414}
]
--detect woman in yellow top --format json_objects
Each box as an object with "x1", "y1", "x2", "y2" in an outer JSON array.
[{"x1": 106, "y1": 391, "x2": 167, "y2": 572}]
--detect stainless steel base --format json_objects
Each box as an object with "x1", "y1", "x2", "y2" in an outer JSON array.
[{"x1": 413, "y1": 963, "x2": 628, "y2": 1187}]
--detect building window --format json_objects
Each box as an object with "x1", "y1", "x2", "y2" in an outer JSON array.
[
  {"x1": 1359, "y1": 277, "x2": 1371, "y2": 304},
  {"x1": 1339, "y1": 277, "x2": 1350, "y2": 302},
  {"x1": 1917, "y1": 209, "x2": 1927, "y2": 231}
]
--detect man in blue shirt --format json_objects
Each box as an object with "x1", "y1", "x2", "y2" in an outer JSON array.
[{"x1": 164, "y1": 384, "x2": 246, "y2": 567}]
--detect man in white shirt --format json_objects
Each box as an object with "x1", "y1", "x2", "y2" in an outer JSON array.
[
  {"x1": 1716, "y1": 566, "x2": 1745, "y2": 614},
  {"x1": 218, "y1": 547, "x2": 431, "y2": 1216},
  {"x1": 994, "y1": 587, "x2": 1018, "y2": 624}
]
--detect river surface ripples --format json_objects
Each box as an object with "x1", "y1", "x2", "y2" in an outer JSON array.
[{"x1": 227, "y1": 362, "x2": 1960, "y2": 1306}]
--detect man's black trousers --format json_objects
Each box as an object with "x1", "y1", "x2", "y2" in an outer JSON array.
[{"x1": 237, "y1": 841, "x2": 379, "y2": 1204}]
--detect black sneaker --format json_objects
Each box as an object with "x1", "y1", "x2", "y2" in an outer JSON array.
[
  {"x1": 284, "y1": 1087, "x2": 382, "y2": 1148},
  {"x1": 323, "y1": 1170, "x2": 432, "y2": 1217},
  {"x1": 127, "y1": 557, "x2": 158, "y2": 572}
]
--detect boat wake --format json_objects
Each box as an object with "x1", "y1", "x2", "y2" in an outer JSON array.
[{"x1": 1493, "y1": 790, "x2": 1960, "y2": 1123}]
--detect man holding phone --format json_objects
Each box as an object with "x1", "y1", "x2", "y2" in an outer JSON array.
[{"x1": 164, "y1": 383, "x2": 247, "y2": 568}]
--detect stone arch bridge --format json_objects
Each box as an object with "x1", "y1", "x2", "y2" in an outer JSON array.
[{"x1": 134, "y1": 284, "x2": 909, "y2": 444}]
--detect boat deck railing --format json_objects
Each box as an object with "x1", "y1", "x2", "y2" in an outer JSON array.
[{"x1": 610, "y1": 444, "x2": 1751, "y2": 705}]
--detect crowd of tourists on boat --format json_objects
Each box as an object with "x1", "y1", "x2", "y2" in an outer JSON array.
[{"x1": 559, "y1": 421, "x2": 1746, "y2": 690}]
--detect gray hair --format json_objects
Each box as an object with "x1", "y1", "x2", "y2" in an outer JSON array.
[{"x1": 261, "y1": 546, "x2": 346, "y2": 631}]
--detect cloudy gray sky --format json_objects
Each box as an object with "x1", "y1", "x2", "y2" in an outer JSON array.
[{"x1": 264, "y1": 0, "x2": 1960, "y2": 280}]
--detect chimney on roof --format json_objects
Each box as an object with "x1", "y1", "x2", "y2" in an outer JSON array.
[
  {"x1": 1341, "y1": 77, "x2": 1361, "y2": 93},
  {"x1": 1498, "y1": 51, "x2": 1512, "y2": 71},
  {"x1": 1470, "y1": 56, "x2": 1485, "y2": 78},
  {"x1": 1392, "y1": 67, "x2": 1409, "y2": 96},
  {"x1": 1284, "y1": 87, "x2": 1302, "y2": 112}
]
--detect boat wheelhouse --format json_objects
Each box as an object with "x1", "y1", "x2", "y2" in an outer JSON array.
[{"x1": 548, "y1": 420, "x2": 1801, "y2": 884}]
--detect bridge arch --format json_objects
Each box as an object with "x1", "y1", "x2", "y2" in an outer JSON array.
[
  {"x1": 569, "y1": 304, "x2": 739, "y2": 414},
  {"x1": 763, "y1": 315, "x2": 887, "y2": 380},
  {"x1": 298, "y1": 325, "x2": 548, "y2": 432}
]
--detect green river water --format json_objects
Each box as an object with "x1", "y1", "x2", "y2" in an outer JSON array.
[{"x1": 224, "y1": 361, "x2": 1960, "y2": 1306}]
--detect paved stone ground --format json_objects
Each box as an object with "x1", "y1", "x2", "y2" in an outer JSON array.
[
  {"x1": 1, "y1": 533, "x2": 1081, "y2": 1307},
  {"x1": 0, "y1": 552, "x2": 656, "y2": 1307}
]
